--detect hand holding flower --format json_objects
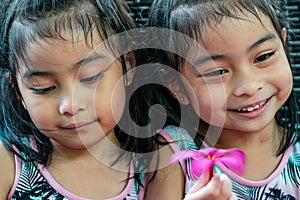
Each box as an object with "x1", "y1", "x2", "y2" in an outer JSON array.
[
  {"x1": 170, "y1": 147, "x2": 245, "y2": 180},
  {"x1": 184, "y1": 173, "x2": 237, "y2": 200},
  {"x1": 170, "y1": 148, "x2": 244, "y2": 200}
]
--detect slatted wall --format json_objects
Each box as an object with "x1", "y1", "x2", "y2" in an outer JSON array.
[
  {"x1": 284, "y1": 0, "x2": 300, "y2": 98},
  {"x1": 126, "y1": 0, "x2": 152, "y2": 28}
]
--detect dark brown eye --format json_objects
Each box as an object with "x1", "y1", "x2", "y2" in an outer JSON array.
[
  {"x1": 202, "y1": 69, "x2": 229, "y2": 77},
  {"x1": 254, "y1": 52, "x2": 275, "y2": 63}
]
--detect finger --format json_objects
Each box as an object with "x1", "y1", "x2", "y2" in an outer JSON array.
[
  {"x1": 184, "y1": 175, "x2": 222, "y2": 200},
  {"x1": 229, "y1": 193, "x2": 238, "y2": 200},
  {"x1": 219, "y1": 174, "x2": 233, "y2": 199},
  {"x1": 186, "y1": 172, "x2": 210, "y2": 195}
]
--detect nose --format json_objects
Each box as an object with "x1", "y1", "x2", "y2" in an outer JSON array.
[
  {"x1": 59, "y1": 89, "x2": 86, "y2": 116},
  {"x1": 232, "y1": 68, "x2": 263, "y2": 97}
]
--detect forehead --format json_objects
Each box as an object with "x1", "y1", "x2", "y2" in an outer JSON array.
[
  {"x1": 200, "y1": 12, "x2": 278, "y2": 48},
  {"x1": 20, "y1": 28, "x2": 114, "y2": 65},
  {"x1": 25, "y1": 40, "x2": 90, "y2": 67},
  {"x1": 179, "y1": 12, "x2": 281, "y2": 72}
]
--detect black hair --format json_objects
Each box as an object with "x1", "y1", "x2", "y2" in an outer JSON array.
[
  {"x1": 0, "y1": 0, "x2": 146, "y2": 171},
  {"x1": 147, "y1": 0, "x2": 300, "y2": 155}
]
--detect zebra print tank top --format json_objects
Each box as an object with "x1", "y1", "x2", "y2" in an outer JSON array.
[
  {"x1": 159, "y1": 126, "x2": 300, "y2": 200},
  {"x1": 8, "y1": 149, "x2": 143, "y2": 199}
]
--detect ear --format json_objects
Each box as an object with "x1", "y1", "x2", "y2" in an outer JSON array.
[
  {"x1": 281, "y1": 27, "x2": 287, "y2": 42},
  {"x1": 6, "y1": 72, "x2": 13, "y2": 86},
  {"x1": 124, "y1": 52, "x2": 136, "y2": 86},
  {"x1": 158, "y1": 68, "x2": 189, "y2": 105}
]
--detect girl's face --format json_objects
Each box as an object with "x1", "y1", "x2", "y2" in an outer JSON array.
[
  {"x1": 17, "y1": 33, "x2": 127, "y2": 149},
  {"x1": 181, "y1": 13, "x2": 292, "y2": 133}
]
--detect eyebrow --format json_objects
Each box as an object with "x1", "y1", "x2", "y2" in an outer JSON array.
[
  {"x1": 75, "y1": 51, "x2": 106, "y2": 67},
  {"x1": 22, "y1": 70, "x2": 53, "y2": 80},
  {"x1": 193, "y1": 33, "x2": 277, "y2": 67},
  {"x1": 247, "y1": 33, "x2": 276, "y2": 53},
  {"x1": 22, "y1": 51, "x2": 105, "y2": 79},
  {"x1": 193, "y1": 54, "x2": 225, "y2": 67}
]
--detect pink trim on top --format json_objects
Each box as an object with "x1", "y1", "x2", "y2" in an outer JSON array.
[
  {"x1": 216, "y1": 143, "x2": 293, "y2": 187},
  {"x1": 158, "y1": 129, "x2": 187, "y2": 174},
  {"x1": 28, "y1": 138, "x2": 136, "y2": 199},
  {"x1": 7, "y1": 153, "x2": 22, "y2": 199},
  {"x1": 38, "y1": 162, "x2": 135, "y2": 200}
]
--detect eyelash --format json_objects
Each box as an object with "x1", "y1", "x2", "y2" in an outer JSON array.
[
  {"x1": 31, "y1": 86, "x2": 56, "y2": 94},
  {"x1": 201, "y1": 51, "x2": 275, "y2": 78},
  {"x1": 254, "y1": 51, "x2": 275, "y2": 63},
  {"x1": 30, "y1": 72, "x2": 104, "y2": 94},
  {"x1": 80, "y1": 71, "x2": 104, "y2": 84},
  {"x1": 202, "y1": 69, "x2": 229, "y2": 77}
]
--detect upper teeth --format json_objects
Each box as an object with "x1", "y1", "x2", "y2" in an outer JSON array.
[{"x1": 237, "y1": 100, "x2": 266, "y2": 112}]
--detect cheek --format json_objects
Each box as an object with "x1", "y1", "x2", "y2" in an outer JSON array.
[
  {"x1": 111, "y1": 84, "x2": 126, "y2": 124},
  {"x1": 285, "y1": 70, "x2": 293, "y2": 94},
  {"x1": 94, "y1": 78, "x2": 126, "y2": 125},
  {"x1": 275, "y1": 59, "x2": 293, "y2": 98},
  {"x1": 20, "y1": 93, "x2": 49, "y2": 127},
  {"x1": 191, "y1": 85, "x2": 227, "y2": 124},
  {"x1": 26, "y1": 104, "x2": 54, "y2": 129},
  {"x1": 283, "y1": 65, "x2": 293, "y2": 87},
  {"x1": 280, "y1": 69, "x2": 293, "y2": 104},
  {"x1": 17, "y1": 81, "x2": 56, "y2": 129}
]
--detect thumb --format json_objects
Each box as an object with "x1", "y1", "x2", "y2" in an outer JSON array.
[{"x1": 186, "y1": 171, "x2": 210, "y2": 195}]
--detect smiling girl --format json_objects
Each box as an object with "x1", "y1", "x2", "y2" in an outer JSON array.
[
  {"x1": 146, "y1": 0, "x2": 300, "y2": 199},
  {"x1": 0, "y1": 0, "x2": 150, "y2": 199}
]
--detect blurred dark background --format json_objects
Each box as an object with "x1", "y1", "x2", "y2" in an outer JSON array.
[{"x1": 284, "y1": 0, "x2": 300, "y2": 98}]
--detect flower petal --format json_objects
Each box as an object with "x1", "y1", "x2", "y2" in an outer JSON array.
[
  {"x1": 190, "y1": 159, "x2": 214, "y2": 179},
  {"x1": 216, "y1": 148, "x2": 244, "y2": 158},
  {"x1": 171, "y1": 147, "x2": 246, "y2": 179},
  {"x1": 217, "y1": 156, "x2": 245, "y2": 174}
]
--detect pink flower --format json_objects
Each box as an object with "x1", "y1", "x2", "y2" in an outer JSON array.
[{"x1": 170, "y1": 148, "x2": 245, "y2": 180}]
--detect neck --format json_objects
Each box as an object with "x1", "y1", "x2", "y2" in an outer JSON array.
[
  {"x1": 203, "y1": 120, "x2": 284, "y2": 180},
  {"x1": 50, "y1": 130, "x2": 128, "y2": 168},
  {"x1": 204, "y1": 120, "x2": 282, "y2": 152},
  {"x1": 46, "y1": 131, "x2": 131, "y2": 199}
]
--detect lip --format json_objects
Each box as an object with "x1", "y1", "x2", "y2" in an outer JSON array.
[
  {"x1": 229, "y1": 97, "x2": 272, "y2": 119},
  {"x1": 62, "y1": 121, "x2": 95, "y2": 131}
]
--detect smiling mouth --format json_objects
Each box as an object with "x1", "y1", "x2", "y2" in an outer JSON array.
[
  {"x1": 63, "y1": 121, "x2": 95, "y2": 130},
  {"x1": 234, "y1": 99, "x2": 269, "y2": 113}
]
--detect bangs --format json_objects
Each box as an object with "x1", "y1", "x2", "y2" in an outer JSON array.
[
  {"x1": 169, "y1": 0, "x2": 270, "y2": 43},
  {"x1": 157, "y1": 0, "x2": 285, "y2": 67},
  {"x1": 8, "y1": 1, "x2": 128, "y2": 70}
]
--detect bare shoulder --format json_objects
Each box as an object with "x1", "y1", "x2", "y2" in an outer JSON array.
[
  {"x1": 0, "y1": 142, "x2": 15, "y2": 200},
  {"x1": 144, "y1": 135, "x2": 185, "y2": 200}
]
